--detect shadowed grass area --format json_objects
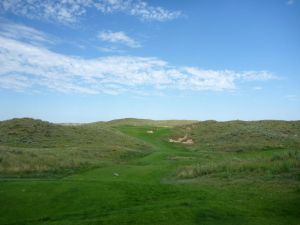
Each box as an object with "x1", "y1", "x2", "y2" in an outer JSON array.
[{"x1": 0, "y1": 119, "x2": 299, "y2": 225}]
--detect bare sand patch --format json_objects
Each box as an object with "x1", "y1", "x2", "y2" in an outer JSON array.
[{"x1": 169, "y1": 134, "x2": 194, "y2": 145}]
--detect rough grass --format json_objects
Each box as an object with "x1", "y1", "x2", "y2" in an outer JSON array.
[
  {"x1": 177, "y1": 150, "x2": 300, "y2": 179},
  {"x1": 0, "y1": 118, "x2": 151, "y2": 148},
  {"x1": 170, "y1": 120, "x2": 300, "y2": 151},
  {"x1": 0, "y1": 118, "x2": 152, "y2": 176}
]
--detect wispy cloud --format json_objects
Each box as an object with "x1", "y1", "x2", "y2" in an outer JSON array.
[
  {"x1": 0, "y1": 74, "x2": 31, "y2": 91},
  {"x1": 285, "y1": 94, "x2": 299, "y2": 101},
  {"x1": 98, "y1": 30, "x2": 140, "y2": 48},
  {"x1": 0, "y1": 0, "x2": 88, "y2": 24},
  {"x1": 0, "y1": 0, "x2": 181, "y2": 24},
  {"x1": 286, "y1": 0, "x2": 295, "y2": 5},
  {"x1": 94, "y1": 0, "x2": 182, "y2": 22},
  {"x1": 0, "y1": 20, "x2": 54, "y2": 45},
  {"x1": 0, "y1": 35, "x2": 276, "y2": 95}
]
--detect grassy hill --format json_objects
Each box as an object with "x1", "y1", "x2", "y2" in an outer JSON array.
[
  {"x1": 0, "y1": 118, "x2": 145, "y2": 148},
  {"x1": 170, "y1": 120, "x2": 300, "y2": 151},
  {"x1": 0, "y1": 118, "x2": 152, "y2": 176},
  {"x1": 103, "y1": 118, "x2": 197, "y2": 127},
  {"x1": 167, "y1": 120, "x2": 300, "y2": 180}
]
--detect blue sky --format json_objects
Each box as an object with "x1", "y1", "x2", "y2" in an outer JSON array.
[{"x1": 0, "y1": 0, "x2": 299, "y2": 122}]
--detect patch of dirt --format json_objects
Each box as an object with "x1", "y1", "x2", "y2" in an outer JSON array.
[
  {"x1": 182, "y1": 139, "x2": 194, "y2": 144},
  {"x1": 169, "y1": 134, "x2": 194, "y2": 145}
]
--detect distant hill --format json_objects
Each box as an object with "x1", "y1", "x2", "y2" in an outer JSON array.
[
  {"x1": 103, "y1": 118, "x2": 198, "y2": 127},
  {"x1": 170, "y1": 120, "x2": 300, "y2": 151}
]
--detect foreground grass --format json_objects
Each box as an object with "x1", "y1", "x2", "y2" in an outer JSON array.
[{"x1": 0, "y1": 120, "x2": 299, "y2": 224}]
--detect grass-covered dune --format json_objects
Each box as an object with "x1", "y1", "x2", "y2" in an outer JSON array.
[
  {"x1": 0, "y1": 118, "x2": 152, "y2": 176},
  {"x1": 0, "y1": 118, "x2": 150, "y2": 148},
  {"x1": 170, "y1": 120, "x2": 300, "y2": 151},
  {"x1": 169, "y1": 120, "x2": 300, "y2": 180}
]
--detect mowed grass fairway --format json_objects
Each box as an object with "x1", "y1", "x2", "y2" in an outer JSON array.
[{"x1": 0, "y1": 119, "x2": 300, "y2": 225}]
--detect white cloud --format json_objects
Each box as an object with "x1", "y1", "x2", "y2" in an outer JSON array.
[
  {"x1": 0, "y1": 35, "x2": 276, "y2": 95},
  {"x1": 237, "y1": 70, "x2": 277, "y2": 81},
  {"x1": 0, "y1": 0, "x2": 88, "y2": 24},
  {"x1": 0, "y1": 74, "x2": 31, "y2": 91},
  {"x1": 0, "y1": 20, "x2": 54, "y2": 45},
  {"x1": 94, "y1": 0, "x2": 181, "y2": 22},
  {"x1": 286, "y1": 0, "x2": 295, "y2": 5},
  {"x1": 182, "y1": 67, "x2": 236, "y2": 90},
  {"x1": 98, "y1": 30, "x2": 140, "y2": 48},
  {"x1": 0, "y1": 0, "x2": 181, "y2": 24}
]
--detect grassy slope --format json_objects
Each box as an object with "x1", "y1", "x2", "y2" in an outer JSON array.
[
  {"x1": 170, "y1": 120, "x2": 300, "y2": 180},
  {"x1": 0, "y1": 118, "x2": 151, "y2": 148},
  {"x1": 0, "y1": 118, "x2": 152, "y2": 176},
  {"x1": 0, "y1": 120, "x2": 299, "y2": 225},
  {"x1": 170, "y1": 120, "x2": 300, "y2": 151}
]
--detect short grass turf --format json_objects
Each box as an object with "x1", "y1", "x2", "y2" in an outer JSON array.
[{"x1": 0, "y1": 124, "x2": 300, "y2": 225}]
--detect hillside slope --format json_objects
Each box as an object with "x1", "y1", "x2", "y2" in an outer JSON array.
[
  {"x1": 0, "y1": 118, "x2": 152, "y2": 176},
  {"x1": 170, "y1": 120, "x2": 300, "y2": 151},
  {"x1": 0, "y1": 118, "x2": 149, "y2": 148}
]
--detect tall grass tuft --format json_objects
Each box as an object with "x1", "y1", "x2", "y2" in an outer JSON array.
[{"x1": 177, "y1": 150, "x2": 300, "y2": 179}]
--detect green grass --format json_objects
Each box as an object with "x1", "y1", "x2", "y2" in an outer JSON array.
[{"x1": 0, "y1": 119, "x2": 299, "y2": 224}]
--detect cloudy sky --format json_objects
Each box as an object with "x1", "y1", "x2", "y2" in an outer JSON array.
[{"x1": 0, "y1": 0, "x2": 299, "y2": 122}]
